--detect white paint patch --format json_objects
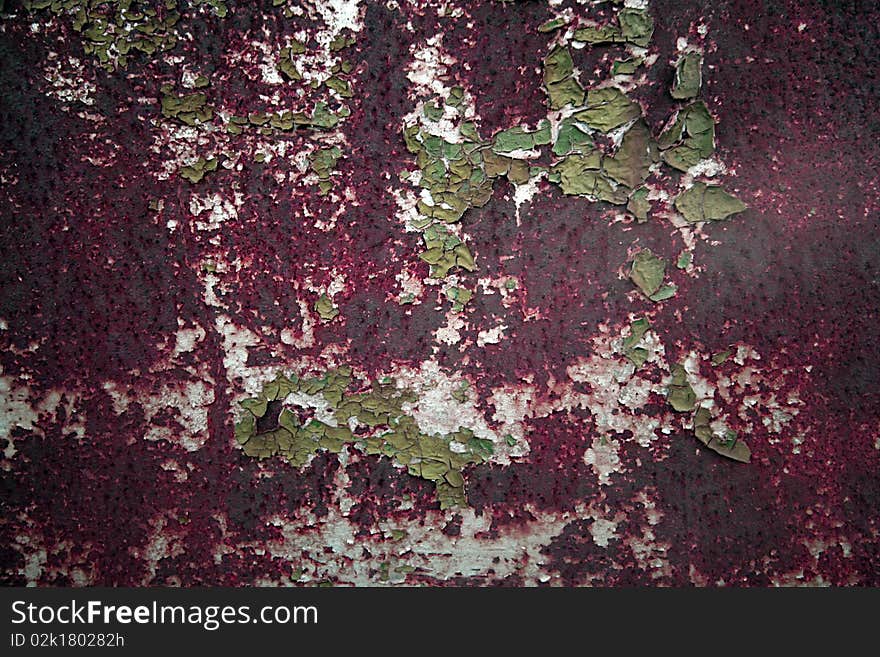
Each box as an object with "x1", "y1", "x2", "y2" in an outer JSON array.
[
  {"x1": 1, "y1": 376, "x2": 80, "y2": 459},
  {"x1": 283, "y1": 391, "x2": 339, "y2": 427},
  {"x1": 216, "y1": 315, "x2": 262, "y2": 385},
  {"x1": 513, "y1": 176, "x2": 543, "y2": 224},
  {"x1": 434, "y1": 313, "x2": 465, "y2": 345},
  {"x1": 281, "y1": 300, "x2": 317, "y2": 349},
  {"x1": 406, "y1": 35, "x2": 456, "y2": 102},
  {"x1": 583, "y1": 436, "x2": 622, "y2": 485},
  {"x1": 172, "y1": 324, "x2": 206, "y2": 356},
  {"x1": 256, "y1": 504, "x2": 575, "y2": 585},
  {"x1": 590, "y1": 517, "x2": 619, "y2": 547},
  {"x1": 41, "y1": 55, "x2": 96, "y2": 107},
  {"x1": 476, "y1": 323, "x2": 507, "y2": 347},
  {"x1": 0, "y1": 376, "x2": 40, "y2": 459},
  {"x1": 189, "y1": 192, "x2": 239, "y2": 231},
  {"x1": 315, "y1": 0, "x2": 364, "y2": 36},
  {"x1": 141, "y1": 379, "x2": 215, "y2": 452}
]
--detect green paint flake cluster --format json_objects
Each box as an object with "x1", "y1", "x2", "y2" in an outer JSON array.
[
  {"x1": 552, "y1": 121, "x2": 654, "y2": 204},
  {"x1": 168, "y1": 48, "x2": 351, "y2": 183},
  {"x1": 25, "y1": 0, "x2": 189, "y2": 70},
  {"x1": 531, "y1": 6, "x2": 746, "y2": 229},
  {"x1": 418, "y1": 223, "x2": 475, "y2": 279},
  {"x1": 157, "y1": 33, "x2": 353, "y2": 185},
  {"x1": 403, "y1": 84, "x2": 561, "y2": 280},
  {"x1": 397, "y1": 4, "x2": 744, "y2": 302},
  {"x1": 614, "y1": 316, "x2": 753, "y2": 461},
  {"x1": 666, "y1": 363, "x2": 696, "y2": 412},
  {"x1": 234, "y1": 368, "x2": 492, "y2": 508},
  {"x1": 179, "y1": 156, "x2": 218, "y2": 183},
  {"x1": 657, "y1": 101, "x2": 715, "y2": 171},
  {"x1": 654, "y1": 52, "x2": 746, "y2": 220},
  {"x1": 573, "y1": 8, "x2": 654, "y2": 47},
  {"x1": 278, "y1": 41, "x2": 307, "y2": 80},
  {"x1": 444, "y1": 286, "x2": 473, "y2": 312},
  {"x1": 225, "y1": 102, "x2": 350, "y2": 136},
  {"x1": 309, "y1": 146, "x2": 343, "y2": 195},
  {"x1": 160, "y1": 87, "x2": 213, "y2": 126},
  {"x1": 329, "y1": 30, "x2": 356, "y2": 52},
  {"x1": 533, "y1": 11, "x2": 690, "y2": 221},
  {"x1": 403, "y1": 120, "x2": 494, "y2": 229},
  {"x1": 621, "y1": 317, "x2": 650, "y2": 368}
]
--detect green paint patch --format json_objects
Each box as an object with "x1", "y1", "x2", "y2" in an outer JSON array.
[
  {"x1": 538, "y1": 16, "x2": 568, "y2": 33},
  {"x1": 667, "y1": 364, "x2": 696, "y2": 412},
  {"x1": 423, "y1": 101, "x2": 444, "y2": 121},
  {"x1": 573, "y1": 8, "x2": 653, "y2": 47},
  {"x1": 553, "y1": 118, "x2": 594, "y2": 157},
  {"x1": 574, "y1": 24, "x2": 625, "y2": 45},
  {"x1": 693, "y1": 407, "x2": 751, "y2": 462},
  {"x1": 314, "y1": 293, "x2": 339, "y2": 321},
  {"x1": 671, "y1": 52, "x2": 703, "y2": 100},
  {"x1": 543, "y1": 46, "x2": 585, "y2": 110},
  {"x1": 627, "y1": 187, "x2": 651, "y2": 222},
  {"x1": 648, "y1": 284, "x2": 677, "y2": 302},
  {"x1": 492, "y1": 121, "x2": 551, "y2": 154},
  {"x1": 179, "y1": 156, "x2": 218, "y2": 184},
  {"x1": 629, "y1": 249, "x2": 666, "y2": 298},
  {"x1": 446, "y1": 86, "x2": 465, "y2": 108},
  {"x1": 619, "y1": 9, "x2": 654, "y2": 47},
  {"x1": 574, "y1": 87, "x2": 641, "y2": 133},
  {"x1": 675, "y1": 182, "x2": 747, "y2": 223},
  {"x1": 710, "y1": 349, "x2": 733, "y2": 366},
  {"x1": 657, "y1": 101, "x2": 715, "y2": 171},
  {"x1": 612, "y1": 57, "x2": 644, "y2": 76},
  {"x1": 621, "y1": 317, "x2": 651, "y2": 367}
]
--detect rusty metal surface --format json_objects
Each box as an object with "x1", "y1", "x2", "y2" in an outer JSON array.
[{"x1": 1, "y1": 0, "x2": 878, "y2": 586}]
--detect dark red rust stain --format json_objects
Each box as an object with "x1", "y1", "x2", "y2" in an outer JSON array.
[{"x1": 467, "y1": 413, "x2": 600, "y2": 519}]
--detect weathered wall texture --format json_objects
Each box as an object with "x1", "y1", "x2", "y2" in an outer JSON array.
[{"x1": 1, "y1": 0, "x2": 878, "y2": 586}]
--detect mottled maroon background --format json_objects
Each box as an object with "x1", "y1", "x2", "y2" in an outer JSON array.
[{"x1": 1, "y1": 0, "x2": 878, "y2": 586}]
